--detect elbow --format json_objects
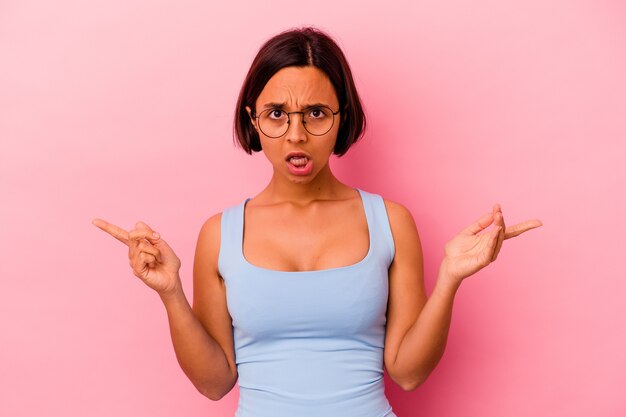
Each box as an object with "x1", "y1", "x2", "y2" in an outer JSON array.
[
  {"x1": 206, "y1": 388, "x2": 225, "y2": 402},
  {"x1": 388, "y1": 357, "x2": 440, "y2": 391},
  {"x1": 207, "y1": 392, "x2": 226, "y2": 401},
  {"x1": 390, "y1": 369, "x2": 429, "y2": 392},
  {"x1": 197, "y1": 384, "x2": 228, "y2": 401},
  {"x1": 194, "y1": 375, "x2": 238, "y2": 401},
  {"x1": 399, "y1": 375, "x2": 426, "y2": 392},
  {"x1": 194, "y1": 382, "x2": 222, "y2": 401},
  {"x1": 205, "y1": 392, "x2": 223, "y2": 402}
]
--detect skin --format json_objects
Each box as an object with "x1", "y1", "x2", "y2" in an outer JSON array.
[{"x1": 92, "y1": 65, "x2": 543, "y2": 398}]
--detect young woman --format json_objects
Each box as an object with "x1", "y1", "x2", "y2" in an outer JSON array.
[{"x1": 92, "y1": 27, "x2": 542, "y2": 417}]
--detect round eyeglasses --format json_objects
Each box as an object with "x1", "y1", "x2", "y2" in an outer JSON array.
[{"x1": 252, "y1": 106, "x2": 340, "y2": 138}]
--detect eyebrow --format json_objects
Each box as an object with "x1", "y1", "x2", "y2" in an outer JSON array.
[{"x1": 260, "y1": 102, "x2": 331, "y2": 110}]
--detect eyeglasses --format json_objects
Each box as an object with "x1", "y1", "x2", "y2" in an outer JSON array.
[{"x1": 252, "y1": 105, "x2": 340, "y2": 138}]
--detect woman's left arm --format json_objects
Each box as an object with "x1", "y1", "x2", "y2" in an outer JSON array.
[{"x1": 383, "y1": 201, "x2": 542, "y2": 391}]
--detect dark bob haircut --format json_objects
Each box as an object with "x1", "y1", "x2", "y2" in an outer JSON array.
[{"x1": 234, "y1": 27, "x2": 366, "y2": 157}]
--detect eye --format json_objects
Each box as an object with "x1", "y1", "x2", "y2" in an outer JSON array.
[
  {"x1": 268, "y1": 109, "x2": 286, "y2": 120},
  {"x1": 307, "y1": 107, "x2": 328, "y2": 119}
]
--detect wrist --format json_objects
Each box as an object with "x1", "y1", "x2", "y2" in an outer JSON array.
[
  {"x1": 436, "y1": 260, "x2": 462, "y2": 294},
  {"x1": 158, "y1": 277, "x2": 184, "y2": 304}
]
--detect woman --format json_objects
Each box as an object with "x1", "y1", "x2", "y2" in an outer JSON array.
[{"x1": 92, "y1": 27, "x2": 542, "y2": 417}]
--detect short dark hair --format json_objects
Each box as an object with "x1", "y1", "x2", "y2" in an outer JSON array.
[{"x1": 233, "y1": 27, "x2": 366, "y2": 157}]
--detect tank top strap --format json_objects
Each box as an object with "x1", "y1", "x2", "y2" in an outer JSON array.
[{"x1": 356, "y1": 188, "x2": 396, "y2": 267}]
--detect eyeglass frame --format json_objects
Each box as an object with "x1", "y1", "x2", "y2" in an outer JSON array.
[{"x1": 251, "y1": 105, "x2": 341, "y2": 138}]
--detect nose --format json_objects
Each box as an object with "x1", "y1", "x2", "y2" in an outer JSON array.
[{"x1": 285, "y1": 113, "x2": 307, "y2": 143}]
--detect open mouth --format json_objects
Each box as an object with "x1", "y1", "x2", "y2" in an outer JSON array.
[
  {"x1": 285, "y1": 155, "x2": 313, "y2": 175},
  {"x1": 287, "y1": 156, "x2": 309, "y2": 167}
]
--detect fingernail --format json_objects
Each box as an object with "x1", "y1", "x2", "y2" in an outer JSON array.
[{"x1": 152, "y1": 232, "x2": 160, "y2": 239}]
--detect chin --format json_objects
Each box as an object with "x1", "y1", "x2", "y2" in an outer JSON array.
[{"x1": 287, "y1": 174, "x2": 316, "y2": 184}]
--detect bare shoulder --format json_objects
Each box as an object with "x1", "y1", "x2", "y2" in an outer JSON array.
[
  {"x1": 193, "y1": 212, "x2": 222, "y2": 279},
  {"x1": 193, "y1": 211, "x2": 224, "y2": 293},
  {"x1": 382, "y1": 197, "x2": 420, "y2": 250},
  {"x1": 380, "y1": 196, "x2": 423, "y2": 278},
  {"x1": 199, "y1": 211, "x2": 222, "y2": 240},
  {"x1": 382, "y1": 197, "x2": 414, "y2": 221}
]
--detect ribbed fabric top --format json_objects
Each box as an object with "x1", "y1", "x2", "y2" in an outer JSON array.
[{"x1": 218, "y1": 188, "x2": 398, "y2": 417}]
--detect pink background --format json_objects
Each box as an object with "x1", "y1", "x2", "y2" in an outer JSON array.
[{"x1": 1, "y1": 0, "x2": 624, "y2": 416}]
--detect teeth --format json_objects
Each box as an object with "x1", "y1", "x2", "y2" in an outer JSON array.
[{"x1": 289, "y1": 156, "x2": 308, "y2": 166}]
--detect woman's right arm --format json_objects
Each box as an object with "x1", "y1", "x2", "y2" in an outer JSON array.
[
  {"x1": 92, "y1": 214, "x2": 237, "y2": 401},
  {"x1": 161, "y1": 213, "x2": 238, "y2": 400}
]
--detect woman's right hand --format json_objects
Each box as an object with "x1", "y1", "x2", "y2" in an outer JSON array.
[{"x1": 92, "y1": 218, "x2": 182, "y2": 296}]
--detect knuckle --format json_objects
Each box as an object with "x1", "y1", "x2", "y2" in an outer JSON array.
[{"x1": 139, "y1": 242, "x2": 155, "y2": 255}]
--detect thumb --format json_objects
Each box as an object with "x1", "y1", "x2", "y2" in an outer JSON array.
[{"x1": 135, "y1": 221, "x2": 160, "y2": 241}]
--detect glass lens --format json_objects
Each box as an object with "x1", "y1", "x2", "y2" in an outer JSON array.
[
  {"x1": 258, "y1": 109, "x2": 289, "y2": 138},
  {"x1": 303, "y1": 106, "x2": 333, "y2": 135}
]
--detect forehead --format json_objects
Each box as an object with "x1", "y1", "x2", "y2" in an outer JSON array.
[{"x1": 256, "y1": 66, "x2": 338, "y2": 108}]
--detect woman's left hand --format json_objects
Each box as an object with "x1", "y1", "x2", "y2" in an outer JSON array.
[{"x1": 441, "y1": 204, "x2": 542, "y2": 285}]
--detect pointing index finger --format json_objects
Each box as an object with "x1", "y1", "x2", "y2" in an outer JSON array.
[
  {"x1": 92, "y1": 218, "x2": 130, "y2": 246},
  {"x1": 504, "y1": 219, "x2": 543, "y2": 239}
]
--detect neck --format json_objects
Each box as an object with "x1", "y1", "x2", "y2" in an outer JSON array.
[{"x1": 261, "y1": 162, "x2": 348, "y2": 205}]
